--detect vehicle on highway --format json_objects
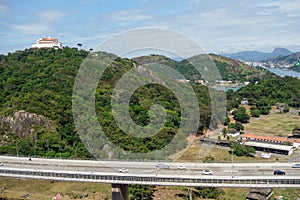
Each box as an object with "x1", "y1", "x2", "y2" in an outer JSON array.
[
  {"x1": 118, "y1": 168, "x2": 129, "y2": 173},
  {"x1": 202, "y1": 169, "x2": 213, "y2": 175},
  {"x1": 156, "y1": 163, "x2": 169, "y2": 169},
  {"x1": 177, "y1": 165, "x2": 186, "y2": 170},
  {"x1": 292, "y1": 164, "x2": 300, "y2": 168},
  {"x1": 0, "y1": 162, "x2": 3, "y2": 166},
  {"x1": 273, "y1": 169, "x2": 285, "y2": 175}
]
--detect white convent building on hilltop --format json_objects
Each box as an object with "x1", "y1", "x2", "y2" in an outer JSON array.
[{"x1": 31, "y1": 36, "x2": 62, "y2": 49}]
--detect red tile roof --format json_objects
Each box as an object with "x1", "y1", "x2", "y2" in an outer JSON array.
[
  {"x1": 38, "y1": 38, "x2": 59, "y2": 43},
  {"x1": 242, "y1": 133, "x2": 300, "y2": 144}
]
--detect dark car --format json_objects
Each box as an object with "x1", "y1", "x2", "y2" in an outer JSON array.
[
  {"x1": 273, "y1": 169, "x2": 285, "y2": 175},
  {"x1": 292, "y1": 164, "x2": 300, "y2": 168}
]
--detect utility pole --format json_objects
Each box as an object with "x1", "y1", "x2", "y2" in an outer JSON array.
[
  {"x1": 188, "y1": 187, "x2": 193, "y2": 200},
  {"x1": 16, "y1": 141, "x2": 19, "y2": 157},
  {"x1": 231, "y1": 145, "x2": 234, "y2": 178}
]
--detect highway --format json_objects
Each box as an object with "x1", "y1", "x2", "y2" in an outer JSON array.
[
  {"x1": 1, "y1": 155, "x2": 300, "y2": 176},
  {"x1": 1, "y1": 156, "x2": 300, "y2": 188}
]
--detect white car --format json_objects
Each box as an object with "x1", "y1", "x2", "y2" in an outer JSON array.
[
  {"x1": 118, "y1": 168, "x2": 129, "y2": 173},
  {"x1": 156, "y1": 163, "x2": 169, "y2": 169},
  {"x1": 177, "y1": 165, "x2": 187, "y2": 170},
  {"x1": 292, "y1": 164, "x2": 300, "y2": 168},
  {"x1": 202, "y1": 169, "x2": 213, "y2": 175}
]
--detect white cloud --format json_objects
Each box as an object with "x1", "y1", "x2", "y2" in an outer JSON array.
[
  {"x1": 40, "y1": 10, "x2": 66, "y2": 21},
  {"x1": 110, "y1": 9, "x2": 152, "y2": 21},
  {"x1": 278, "y1": 0, "x2": 300, "y2": 17},
  {"x1": 258, "y1": 0, "x2": 300, "y2": 17},
  {"x1": 8, "y1": 9, "x2": 66, "y2": 35},
  {"x1": 9, "y1": 23, "x2": 51, "y2": 35},
  {"x1": 139, "y1": 1, "x2": 300, "y2": 53},
  {"x1": 0, "y1": 1, "x2": 8, "y2": 15}
]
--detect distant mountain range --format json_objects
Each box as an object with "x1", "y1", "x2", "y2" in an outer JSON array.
[
  {"x1": 132, "y1": 53, "x2": 275, "y2": 82},
  {"x1": 266, "y1": 52, "x2": 300, "y2": 72},
  {"x1": 267, "y1": 52, "x2": 300, "y2": 63},
  {"x1": 224, "y1": 47, "x2": 293, "y2": 62}
]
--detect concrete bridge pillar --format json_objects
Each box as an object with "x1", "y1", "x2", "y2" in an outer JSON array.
[{"x1": 111, "y1": 183, "x2": 129, "y2": 200}]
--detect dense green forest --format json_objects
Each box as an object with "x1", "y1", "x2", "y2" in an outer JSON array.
[
  {"x1": 227, "y1": 76, "x2": 300, "y2": 111},
  {"x1": 0, "y1": 48, "x2": 218, "y2": 158},
  {"x1": 0, "y1": 48, "x2": 91, "y2": 158},
  {"x1": 0, "y1": 47, "x2": 298, "y2": 159}
]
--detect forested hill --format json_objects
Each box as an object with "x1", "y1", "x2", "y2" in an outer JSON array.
[
  {"x1": 0, "y1": 48, "x2": 91, "y2": 157},
  {"x1": 0, "y1": 47, "x2": 287, "y2": 158},
  {"x1": 236, "y1": 76, "x2": 300, "y2": 108},
  {"x1": 226, "y1": 76, "x2": 300, "y2": 112},
  {"x1": 0, "y1": 48, "x2": 214, "y2": 158},
  {"x1": 133, "y1": 54, "x2": 275, "y2": 82}
]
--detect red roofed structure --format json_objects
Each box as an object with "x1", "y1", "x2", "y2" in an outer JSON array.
[
  {"x1": 241, "y1": 133, "x2": 300, "y2": 156},
  {"x1": 31, "y1": 36, "x2": 62, "y2": 49}
]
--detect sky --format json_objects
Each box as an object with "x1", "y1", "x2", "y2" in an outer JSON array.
[{"x1": 1, "y1": 0, "x2": 300, "y2": 55}]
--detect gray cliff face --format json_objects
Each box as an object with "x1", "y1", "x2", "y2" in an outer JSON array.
[{"x1": 2, "y1": 110, "x2": 54, "y2": 138}]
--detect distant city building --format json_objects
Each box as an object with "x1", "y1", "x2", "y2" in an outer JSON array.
[
  {"x1": 244, "y1": 61, "x2": 265, "y2": 67},
  {"x1": 31, "y1": 36, "x2": 62, "y2": 49}
]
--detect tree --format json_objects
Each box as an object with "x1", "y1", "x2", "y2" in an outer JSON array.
[
  {"x1": 222, "y1": 128, "x2": 228, "y2": 139},
  {"x1": 193, "y1": 187, "x2": 224, "y2": 199},
  {"x1": 224, "y1": 115, "x2": 230, "y2": 126},
  {"x1": 291, "y1": 126, "x2": 300, "y2": 138},
  {"x1": 250, "y1": 106, "x2": 260, "y2": 117},
  {"x1": 256, "y1": 99, "x2": 271, "y2": 115},
  {"x1": 232, "y1": 106, "x2": 250, "y2": 123},
  {"x1": 230, "y1": 142, "x2": 255, "y2": 156},
  {"x1": 77, "y1": 43, "x2": 82, "y2": 50},
  {"x1": 228, "y1": 121, "x2": 244, "y2": 131},
  {"x1": 129, "y1": 185, "x2": 154, "y2": 200}
]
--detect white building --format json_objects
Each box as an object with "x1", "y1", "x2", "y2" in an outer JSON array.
[
  {"x1": 240, "y1": 98, "x2": 249, "y2": 105},
  {"x1": 31, "y1": 36, "x2": 62, "y2": 49}
]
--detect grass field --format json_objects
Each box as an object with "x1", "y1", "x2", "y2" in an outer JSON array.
[
  {"x1": 176, "y1": 144, "x2": 287, "y2": 162},
  {"x1": 0, "y1": 178, "x2": 111, "y2": 200},
  {"x1": 2, "y1": 178, "x2": 300, "y2": 200},
  {"x1": 243, "y1": 109, "x2": 300, "y2": 137}
]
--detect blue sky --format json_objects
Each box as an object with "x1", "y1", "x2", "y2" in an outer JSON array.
[{"x1": 1, "y1": 0, "x2": 300, "y2": 55}]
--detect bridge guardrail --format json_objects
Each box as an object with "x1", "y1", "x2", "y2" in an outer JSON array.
[{"x1": 1, "y1": 168, "x2": 300, "y2": 188}]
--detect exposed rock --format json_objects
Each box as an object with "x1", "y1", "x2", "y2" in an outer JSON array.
[
  {"x1": 137, "y1": 65, "x2": 166, "y2": 86},
  {"x1": 1, "y1": 110, "x2": 54, "y2": 138},
  {"x1": 246, "y1": 188, "x2": 274, "y2": 200}
]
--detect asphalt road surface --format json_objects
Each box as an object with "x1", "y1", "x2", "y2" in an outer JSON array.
[{"x1": 1, "y1": 156, "x2": 300, "y2": 177}]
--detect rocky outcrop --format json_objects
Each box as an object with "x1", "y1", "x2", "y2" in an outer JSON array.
[
  {"x1": 1, "y1": 110, "x2": 54, "y2": 138},
  {"x1": 137, "y1": 65, "x2": 166, "y2": 86}
]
